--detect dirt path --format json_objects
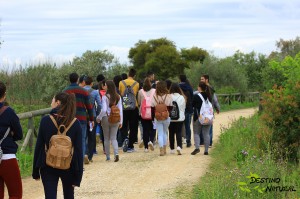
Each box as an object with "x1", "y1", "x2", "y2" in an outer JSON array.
[{"x1": 20, "y1": 108, "x2": 257, "y2": 199}]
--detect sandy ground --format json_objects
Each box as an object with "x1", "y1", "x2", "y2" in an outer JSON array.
[{"x1": 16, "y1": 108, "x2": 256, "y2": 199}]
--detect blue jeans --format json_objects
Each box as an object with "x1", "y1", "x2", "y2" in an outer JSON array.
[
  {"x1": 80, "y1": 122, "x2": 87, "y2": 159},
  {"x1": 184, "y1": 113, "x2": 192, "y2": 144},
  {"x1": 156, "y1": 117, "x2": 170, "y2": 147},
  {"x1": 209, "y1": 125, "x2": 213, "y2": 146}
]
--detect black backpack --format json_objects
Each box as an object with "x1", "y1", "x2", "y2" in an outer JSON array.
[{"x1": 170, "y1": 96, "x2": 180, "y2": 120}]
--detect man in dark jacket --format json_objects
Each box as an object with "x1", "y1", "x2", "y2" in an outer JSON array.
[{"x1": 179, "y1": 75, "x2": 194, "y2": 147}]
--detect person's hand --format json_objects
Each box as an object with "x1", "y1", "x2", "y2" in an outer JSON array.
[
  {"x1": 91, "y1": 121, "x2": 95, "y2": 128},
  {"x1": 119, "y1": 124, "x2": 122, "y2": 129},
  {"x1": 96, "y1": 117, "x2": 101, "y2": 123}
]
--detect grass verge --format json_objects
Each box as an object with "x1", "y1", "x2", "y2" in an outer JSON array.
[{"x1": 175, "y1": 114, "x2": 299, "y2": 199}]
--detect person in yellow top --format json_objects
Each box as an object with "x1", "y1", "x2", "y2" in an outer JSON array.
[{"x1": 119, "y1": 68, "x2": 140, "y2": 153}]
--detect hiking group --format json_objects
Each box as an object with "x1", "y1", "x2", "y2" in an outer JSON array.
[{"x1": 0, "y1": 68, "x2": 220, "y2": 199}]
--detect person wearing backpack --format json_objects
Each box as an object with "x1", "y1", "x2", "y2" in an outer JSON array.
[
  {"x1": 96, "y1": 80, "x2": 123, "y2": 162},
  {"x1": 0, "y1": 81, "x2": 23, "y2": 199},
  {"x1": 191, "y1": 82, "x2": 212, "y2": 156},
  {"x1": 83, "y1": 76, "x2": 101, "y2": 164},
  {"x1": 168, "y1": 83, "x2": 186, "y2": 155},
  {"x1": 32, "y1": 92, "x2": 83, "y2": 199},
  {"x1": 179, "y1": 74, "x2": 194, "y2": 148},
  {"x1": 119, "y1": 69, "x2": 139, "y2": 153},
  {"x1": 200, "y1": 75, "x2": 220, "y2": 148},
  {"x1": 138, "y1": 78, "x2": 156, "y2": 152},
  {"x1": 151, "y1": 81, "x2": 173, "y2": 156}
]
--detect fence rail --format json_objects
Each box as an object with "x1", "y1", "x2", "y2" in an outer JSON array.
[{"x1": 17, "y1": 92, "x2": 259, "y2": 152}]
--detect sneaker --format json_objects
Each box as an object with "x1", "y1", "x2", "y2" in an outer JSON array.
[
  {"x1": 122, "y1": 138, "x2": 129, "y2": 152},
  {"x1": 139, "y1": 140, "x2": 144, "y2": 148},
  {"x1": 182, "y1": 138, "x2": 187, "y2": 144},
  {"x1": 170, "y1": 149, "x2": 175, "y2": 154},
  {"x1": 204, "y1": 152, "x2": 209, "y2": 155},
  {"x1": 148, "y1": 141, "x2": 154, "y2": 151},
  {"x1": 186, "y1": 142, "x2": 192, "y2": 148},
  {"x1": 209, "y1": 145, "x2": 212, "y2": 148},
  {"x1": 84, "y1": 155, "x2": 89, "y2": 164},
  {"x1": 114, "y1": 154, "x2": 119, "y2": 162},
  {"x1": 89, "y1": 159, "x2": 93, "y2": 163},
  {"x1": 144, "y1": 148, "x2": 149, "y2": 153},
  {"x1": 191, "y1": 148, "x2": 200, "y2": 155},
  {"x1": 177, "y1": 146, "x2": 182, "y2": 155},
  {"x1": 127, "y1": 148, "x2": 136, "y2": 153},
  {"x1": 106, "y1": 157, "x2": 111, "y2": 161}
]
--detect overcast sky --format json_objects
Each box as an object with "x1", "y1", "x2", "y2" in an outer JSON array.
[{"x1": 0, "y1": 0, "x2": 299, "y2": 69}]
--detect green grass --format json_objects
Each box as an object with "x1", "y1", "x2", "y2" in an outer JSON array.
[
  {"x1": 220, "y1": 101, "x2": 259, "y2": 112},
  {"x1": 174, "y1": 115, "x2": 300, "y2": 199}
]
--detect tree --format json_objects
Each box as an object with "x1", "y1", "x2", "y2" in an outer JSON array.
[
  {"x1": 232, "y1": 51, "x2": 268, "y2": 91},
  {"x1": 181, "y1": 47, "x2": 209, "y2": 63},
  {"x1": 71, "y1": 50, "x2": 115, "y2": 78},
  {"x1": 269, "y1": 36, "x2": 300, "y2": 60},
  {"x1": 128, "y1": 38, "x2": 188, "y2": 80}
]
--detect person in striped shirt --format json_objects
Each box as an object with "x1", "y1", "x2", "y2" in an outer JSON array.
[{"x1": 63, "y1": 73, "x2": 94, "y2": 162}]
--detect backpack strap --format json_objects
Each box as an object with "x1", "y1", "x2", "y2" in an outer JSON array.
[
  {"x1": 198, "y1": 93, "x2": 206, "y2": 103},
  {"x1": 153, "y1": 95, "x2": 159, "y2": 104},
  {"x1": 0, "y1": 127, "x2": 10, "y2": 145},
  {"x1": 49, "y1": 115, "x2": 59, "y2": 129},
  {"x1": 162, "y1": 94, "x2": 168, "y2": 104},
  {"x1": 62, "y1": 118, "x2": 77, "y2": 136}
]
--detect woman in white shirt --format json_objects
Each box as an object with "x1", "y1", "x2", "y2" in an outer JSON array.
[
  {"x1": 97, "y1": 80, "x2": 123, "y2": 162},
  {"x1": 168, "y1": 83, "x2": 186, "y2": 155}
]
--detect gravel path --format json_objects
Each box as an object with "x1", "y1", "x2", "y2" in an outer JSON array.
[{"x1": 19, "y1": 108, "x2": 257, "y2": 199}]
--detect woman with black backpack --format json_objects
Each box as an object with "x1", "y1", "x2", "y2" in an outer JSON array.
[
  {"x1": 32, "y1": 92, "x2": 83, "y2": 199},
  {"x1": 168, "y1": 83, "x2": 186, "y2": 155}
]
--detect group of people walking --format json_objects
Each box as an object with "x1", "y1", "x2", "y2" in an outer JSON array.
[{"x1": 0, "y1": 68, "x2": 220, "y2": 198}]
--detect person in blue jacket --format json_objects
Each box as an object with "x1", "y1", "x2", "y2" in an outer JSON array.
[
  {"x1": 0, "y1": 81, "x2": 23, "y2": 199},
  {"x1": 32, "y1": 92, "x2": 83, "y2": 199}
]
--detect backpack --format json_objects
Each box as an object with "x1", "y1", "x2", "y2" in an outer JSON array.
[
  {"x1": 198, "y1": 93, "x2": 214, "y2": 125},
  {"x1": 106, "y1": 95, "x2": 121, "y2": 124},
  {"x1": 0, "y1": 106, "x2": 9, "y2": 164},
  {"x1": 170, "y1": 96, "x2": 180, "y2": 120},
  {"x1": 121, "y1": 80, "x2": 137, "y2": 110},
  {"x1": 46, "y1": 115, "x2": 77, "y2": 170},
  {"x1": 154, "y1": 95, "x2": 169, "y2": 121},
  {"x1": 140, "y1": 89, "x2": 155, "y2": 120}
]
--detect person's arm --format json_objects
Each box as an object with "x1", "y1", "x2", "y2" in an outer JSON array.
[
  {"x1": 32, "y1": 117, "x2": 46, "y2": 180},
  {"x1": 9, "y1": 108, "x2": 23, "y2": 141},
  {"x1": 72, "y1": 121, "x2": 83, "y2": 187},
  {"x1": 117, "y1": 96, "x2": 123, "y2": 127},
  {"x1": 97, "y1": 95, "x2": 108, "y2": 123},
  {"x1": 137, "y1": 90, "x2": 142, "y2": 106},
  {"x1": 95, "y1": 91, "x2": 102, "y2": 116},
  {"x1": 84, "y1": 92, "x2": 94, "y2": 122},
  {"x1": 213, "y1": 93, "x2": 220, "y2": 114}
]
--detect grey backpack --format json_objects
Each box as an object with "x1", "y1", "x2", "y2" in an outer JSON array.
[{"x1": 121, "y1": 80, "x2": 137, "y2": 110}]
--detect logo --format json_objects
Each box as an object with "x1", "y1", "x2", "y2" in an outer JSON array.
[{"x1": 238, "y1": 172, "x2": 297, "y2": 194}]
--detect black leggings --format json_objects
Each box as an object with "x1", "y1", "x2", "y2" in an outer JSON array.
[{"x1": 168, "y1": 122, "x2": 183, "y2": 150}]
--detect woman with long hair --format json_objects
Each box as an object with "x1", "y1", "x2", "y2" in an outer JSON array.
[
  {"x1": 32, "y1": 92, "x2": 83, "y2": 199},
  {"x1": 168, "y1": 83, "x2": 186, "y2": 155},
  {"x1": 138, "y1": 78, "x2": 156, "y2": 152},
  {"x1": 151, "y1": 81, "x2": 173, "y2": 156},
  {"x1": 191, "y1": 81, "x2": 212, "y2": 156},
  {"x1": 0, "y1": 81, "x2": 23, "y2": 199},
  {"x1": 97, "y1": 80, "x2": 123, "y2": 162}
]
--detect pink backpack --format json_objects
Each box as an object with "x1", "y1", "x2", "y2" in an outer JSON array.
[{"x1": 141, "y1": 89, "x2": 155, "y2": 120}]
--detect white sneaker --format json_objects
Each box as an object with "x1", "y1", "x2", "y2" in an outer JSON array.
[
  {"x1": 148, "y1": 141, "x2": 154, "y2": 151},
  {"x1": 170, "y1": 149, "x2": 175, "y2": 154},
  {"x1": 144, "y1": 148, "x2": 149, "y2": 153},
  {"x1": 177, "y1": 146, "x2": 182, "y2": 155},
  {"x1": 182, "y1": 138, "x2": 187, "y2": 144}
]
